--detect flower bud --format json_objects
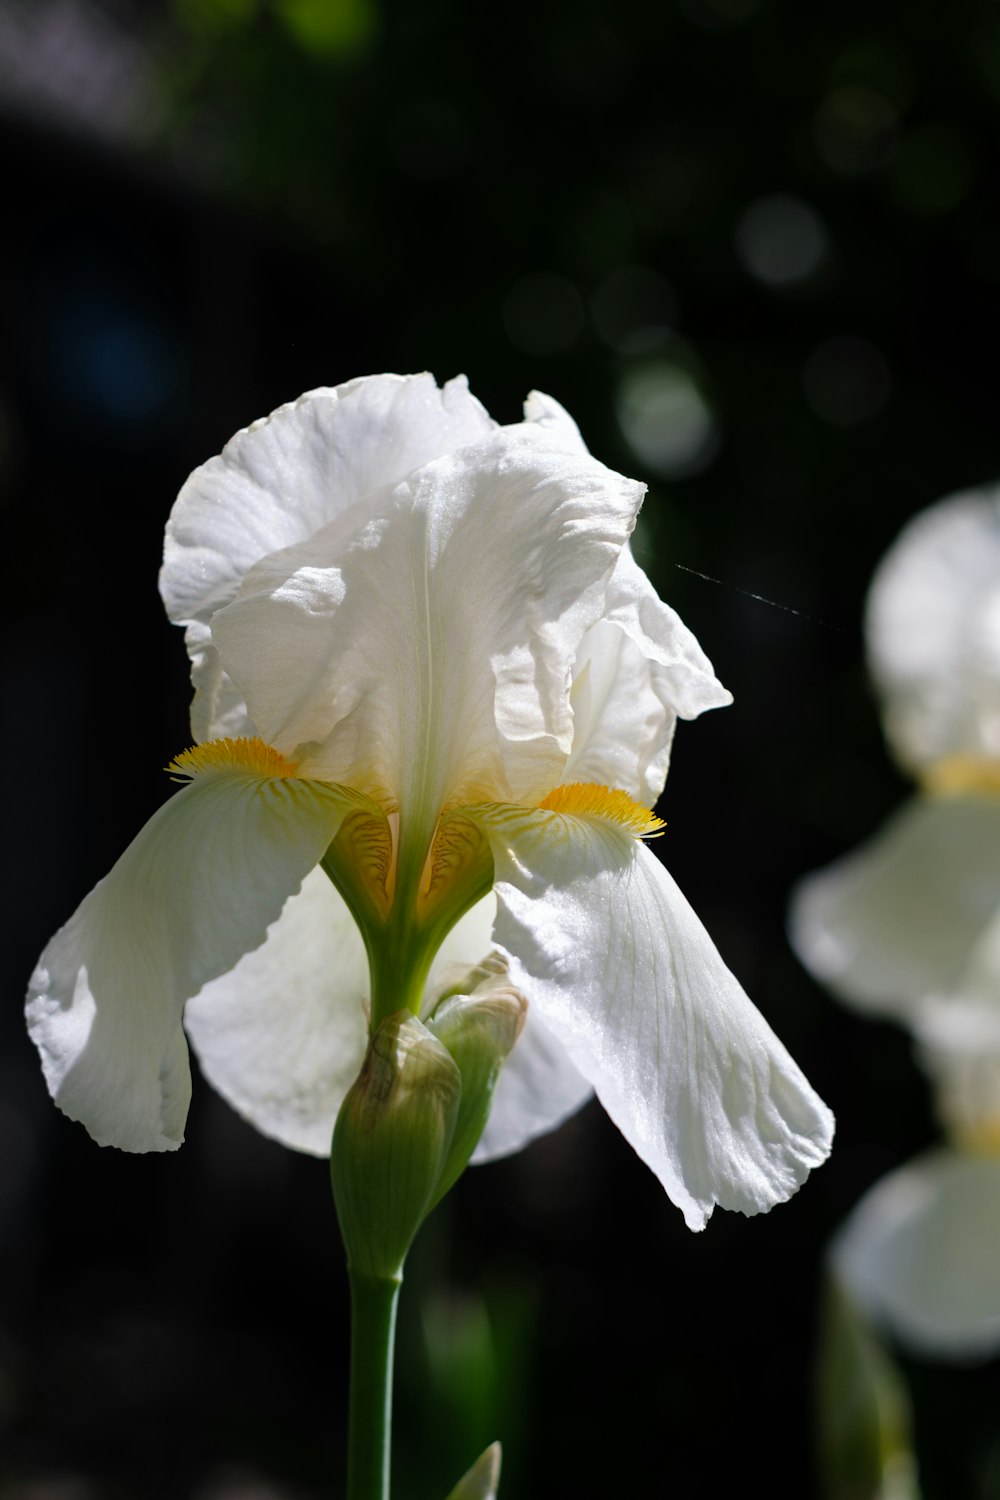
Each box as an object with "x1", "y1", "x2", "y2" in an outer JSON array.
[
  {"x1": 331, "y1": 1011, "x2": 461, "y2": 1279},
  {"x1": 426, "y1": 957, "x2": 527, "y2": 1207}
]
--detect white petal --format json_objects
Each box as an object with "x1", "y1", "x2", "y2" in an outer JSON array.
[
  {"x1": 603, "y1": 547, "x2": 731, "y2": 720},
  {"x1": 471, "y1": 1003, "x2": 592, "y2": 1163},
  {"x1": 212, "y1": 427, "x2": 645, "y2": 820},
  {"x1": 161, "y1": 374, "x2": 494, "y2": 626},
  {"x1": 471, "y1": 807, "x2": 834, "y2": 1230},
  {"x1": 26, "y1": 772, "x2": 356, "y2": 1152},
  {"x1": 560, "y1": 547, "x2": 730, "y2": 805},
  {"x1": 865, "y1": 488, "x2": 1000, "y2": 770},
  {"x1": 184, "y1": 867, "x2": 370, "y2": 1156},
  {"x1": 832, "y1": 1150, "x2": 1000, "y2": 1359},
  {"x1": 184, "y1": 621, "x2": 255, "y2": 743},
  {"x1": 563, "y1": 620, "x2": 677, "y2": 806},
  {"x1": 522, "y1": 389, "x2": 589, "y2": 453},
  {"x1": 789, "y1": 794, "x2": 1000, "y2": 1019},
  {"x1": 160, "y1": 374, "x2": 495, "y2": 742},
  {"x1": 423, "y1": 895, "x2": 593, "y2": 1162}
]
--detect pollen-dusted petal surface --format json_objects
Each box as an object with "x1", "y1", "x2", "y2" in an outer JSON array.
[
  {"x1": 160, "y1": 373, "x2": 496, "y2": 743},
  {"x1": 184, "y1": 867, "x2": 370, "y2": 1155},
  {"x1": 866, "y1": 487, "x2": 1000, "y2": 772},
  {"x1": 832, "y1": 1150, "x2": 1000, "y2": 1359},
  {"x1": 211, "y1": 425, "x2": 645, "y2": 819},
  {"x1": 26, "y1": 771, "x2": 358, "y2": 1152},
  {"x1": 789, "y1": 793, "x2": 1000, "y2": 1018},
  {"x1": 467, "y1": 804, "x2": 834, "y2": 1229}
]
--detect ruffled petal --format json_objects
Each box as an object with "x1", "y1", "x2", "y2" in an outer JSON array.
[
  {"x1": 832, "y1": 1150, "x2": 1000, "y2": 1359},
  {"x1": 865, "y1": 488, "x2": 1000, "y2": 770},
  {"x1": 26, "y1": 770, "x2": 358, "y2": 1152},
  {"x1": 788, "y1": 793, "x2": 1000, "y2": 1018},
  {"x1": 184, "y1": 621, "x2": 255, "y2": 743},
  {"x1": 603, "y1": 546, "x2": 732, "y2": 722},
  {"x1": 468, "y1": 805, "x2": 834, "y2": 1230},
  {"x1": 211, "y1": 426, "x2": 645, "y2": 822},
  {"x1": 160, "y1": 374, "x2": 495, "y2": 742},
  {"x1": 184, "y1": 866, "x2": 370, "y2": 1155},
  {"x1": 522, "y1": 389, "x2": 589, "y2": 453},
  {"x1": 562, "y1": 550, "x2": 730, "y2": 805},
  {"x1": 161, "y1": 374, "x2": 495, "y2": 626}
]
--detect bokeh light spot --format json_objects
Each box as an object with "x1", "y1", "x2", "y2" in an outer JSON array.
[
  {"x1": 616, "y1": 360, "x2": 719, "y2": 478},
  {"x1": 275, "y1": 0, "x2": 378, "y2": 58},
  {"x1": 735, "y1": 195, "x2": 830, "y2": 287}
]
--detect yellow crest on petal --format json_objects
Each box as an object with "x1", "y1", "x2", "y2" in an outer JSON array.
[
  {"x1": 922, "y1": 755, "x2": 1000, "y2": 799},
  {"x1": 166, "y1": 736, "x2": 301, "y2": 782},
  {"x1": 538, "y1": 782, "x2": 666, "y2": 838}
]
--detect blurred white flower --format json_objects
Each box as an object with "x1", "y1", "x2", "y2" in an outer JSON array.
[
  {"x1": 790, "y1": 488, "x2": 1000, "y2": 1018},
  {"x1": 27, "y1": 372, "x2": 833, "y2": 1231},
  {"x1": 790, "y1": 487, "x2": 1000, "y2": 1354}
]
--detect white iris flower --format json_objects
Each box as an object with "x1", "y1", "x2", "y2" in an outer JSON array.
[
  {"x1": 790, "y1": 488, "x2": 1000, "y2": 1016},
  {"x1": 28, "y1": 373, "x2": 832, "y2": 1231},
  {"x1": 790, "y1": 488, "x2": 1000, "y2": 1352}
]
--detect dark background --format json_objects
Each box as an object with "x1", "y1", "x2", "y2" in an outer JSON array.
[{"x1": 1, "y1": 1, "x2": 999, "y2": 1495}]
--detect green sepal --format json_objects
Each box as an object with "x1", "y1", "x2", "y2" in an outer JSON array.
[
  {"x1": 332, "y1": 1011, "x2": 461, "y2": 1279},
  {"x1": 445, "y1": 1442, "x2": 502, "y2": 1500}
]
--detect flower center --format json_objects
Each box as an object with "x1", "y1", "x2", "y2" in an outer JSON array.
[
  {"x1": 922, "y1": 755, "x2": 1000, "y2": 799},
  {"x1": 538, "y1": 782, "x2": 666, "y2": 838}
]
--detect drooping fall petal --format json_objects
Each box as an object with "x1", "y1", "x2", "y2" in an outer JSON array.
[
  {"x1": 789, "y1": 793, "x2": 1000, "y2": 1017},
  {"x1": 467, "y1": 801, "x2": 834, "y2": 1230},
  {"x1": 27, "y1": 761, "x2": 360, "y2": 1152},
  {"x1": 832, "y1": 1150, "x2": 1000, "y2": 1359}
]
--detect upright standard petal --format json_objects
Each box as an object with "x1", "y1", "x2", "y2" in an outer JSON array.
[
  {"x1": 26, "y1": 755, "x2": 359, "y2": 1152},
  {"x1": 161, "y1": 374, "x2": 495, "y2": 627},
  {"x1": 865, "y1": 487, "x2": 1000, "y2": 771},
  {"x1": 467, "y1": 801, "x2": 834, "y2": 1230},
  {"x1": 211, "y1": 426, "x2": 645, "y2": 820},
  {"x1": 160, "y1": 374, "x2": 496, "y2": 743},
  {"x1": 832, "y1": 1151, "x2": 1000, "y2": 1359},
  {"x1": 789, "y1": 793, "x2": 1000, "y2": 1017}
]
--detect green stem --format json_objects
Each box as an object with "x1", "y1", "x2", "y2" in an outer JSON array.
[{"x1": 347, "y1": 1270, "x2": 402, "y2": 1500}]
